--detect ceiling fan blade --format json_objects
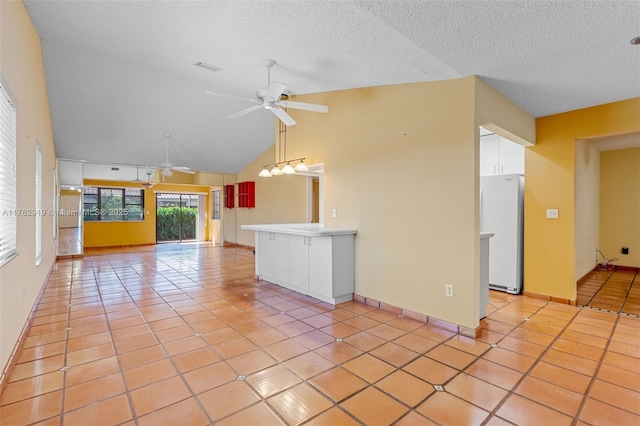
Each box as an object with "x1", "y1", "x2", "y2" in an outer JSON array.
[
  {"x1": 205, "y1": 91, "x2": 258, "y2": 103},
  {"x1": 172, "y1": 166, "x2": 196, "y2": 174},
  {"x1": 265, "y1": 81, "x2": 286, "y2": 101},
  {"x1": 278, "y1": 100, "x2": 328, "y2": 113},
  {"x1": 271, "y1": 107, "x2": 297, "y2": 126},
  {"x1": 228, "y1": 105, "x2": 263, "y2": 119}
]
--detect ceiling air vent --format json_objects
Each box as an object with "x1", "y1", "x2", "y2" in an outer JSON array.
[
  {"x1": 194, "y1": 62, "x2": 222, "y2": 72},
  {"x1": 111, "y1": 167, "x2": 119, "y2": 171}
]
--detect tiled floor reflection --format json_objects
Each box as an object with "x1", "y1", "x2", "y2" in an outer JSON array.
[
  {"x1": 57, "y1": 227, "x2": 83, "y2": 256},
  {"x1": 577, "y1": 268, "x2": 640, "y2": 316},
  {"x1": 1, "y1": 244, "x2": 639, "y2": 425}
]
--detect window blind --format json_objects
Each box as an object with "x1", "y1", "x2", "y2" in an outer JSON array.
[{"x1": 0, "y1": 79, "x2": 17, "y2": 267}]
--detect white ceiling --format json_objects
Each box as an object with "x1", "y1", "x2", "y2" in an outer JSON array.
[{"x1": 24, "y1": 1, "x2": 640, "y2": 174}]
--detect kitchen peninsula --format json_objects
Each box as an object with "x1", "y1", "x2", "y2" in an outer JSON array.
[{"x1": 241, "y1": 224, "x2": 357, "y2": 304}]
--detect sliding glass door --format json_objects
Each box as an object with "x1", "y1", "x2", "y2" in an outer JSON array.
[{"x1": 156, "y1": 193, "x2": 199, "y2": 243}]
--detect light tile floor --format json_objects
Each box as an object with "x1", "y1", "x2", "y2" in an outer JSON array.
[
  {"x1": 1, "y1": 244, "x2": 638, "y2": 425},
  {"x1": 57, "y1": 227, "x2": 83, "y2": 257}
]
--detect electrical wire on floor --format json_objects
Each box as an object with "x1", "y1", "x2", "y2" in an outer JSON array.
[{"x1": 596, "y1": 249, "x2": 618, "y2": 271}]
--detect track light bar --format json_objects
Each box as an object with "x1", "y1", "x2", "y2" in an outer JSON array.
[{"x1": 258, "y1": 158, "x2": 308, "y2": 177}]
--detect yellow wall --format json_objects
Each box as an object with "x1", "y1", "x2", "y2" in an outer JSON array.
[
  {"x1": 0, "y1": 1, "x2": 57, "y2": 374},
  {"x1": 600, "y1": 147, "x2": 640, "y2": 267},
  {"x1": 236, "y1": 76, "x2": 534, "y2": 328},
  {"x1": 83, "y1": 180, "x2": 214, "y2": 247},
  {"x1": 526, "y1": 98, "x2": 640, "y2": 300}
]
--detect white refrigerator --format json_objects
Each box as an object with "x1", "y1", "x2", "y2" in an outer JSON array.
[{"x1": 480, "y1": 174, "x2": 524, "y2": 294}]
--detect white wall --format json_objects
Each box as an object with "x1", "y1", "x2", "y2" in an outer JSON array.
[{"x1": 574, "y1": 139, "x2": 600, "y2": 280}]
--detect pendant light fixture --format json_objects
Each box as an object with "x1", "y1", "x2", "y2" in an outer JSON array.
[
  {"x1": 294, "y1": 159, "x2": 308, "y2": 172},
  {"x1": 258, "y1": 109, "x2": 311, "y2": 177},
  {"x1": 258, "y1": 167, "x2": 272, "y2": 178},
  {"x1": 270, "y1": 165, "x2": 283, "y2": 176},
  {"x1": 281, "y1": 162, "x2": 296, "y2": 174}
]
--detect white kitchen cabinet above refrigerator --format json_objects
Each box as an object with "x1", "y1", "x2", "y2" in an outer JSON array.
[{"x1": 480, "y1": 133, "x2": 525, "y2": 176}]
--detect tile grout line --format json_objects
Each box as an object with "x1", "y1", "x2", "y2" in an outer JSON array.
[
  {"x1": 476, "y1": 301, "x2": 583, "y2": 425},
  {"x1": 572, "y1": 311, "x2": 625, "y2": 421},
  {"x1": 107, "y1": 252, "x2": 216, "y2": 425}
]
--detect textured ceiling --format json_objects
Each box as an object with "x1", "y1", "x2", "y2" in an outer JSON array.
[{"x1": 23, "y1": 1, "x2": 640, "y2": 174}]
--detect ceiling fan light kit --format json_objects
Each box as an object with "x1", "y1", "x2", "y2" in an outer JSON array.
[{"x1": 205, "y1": 59, "x2": 328, "y2": 126}]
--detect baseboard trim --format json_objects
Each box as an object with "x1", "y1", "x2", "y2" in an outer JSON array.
[
  {"x1": 222, "y1": 241, "x2": 254, "y2": 251},
  {"x1": 615, "y1": 265, "x2": 639, "y2": 272},
  {"x1": 577, "y1": 266, "x2": 598, "y2": 286},
  {"x1": 353, "y1": 294, "x2": 482, "y2": 339},
  {"x1": 521, "y1": 290, "x2": 576, "y2": 305}
]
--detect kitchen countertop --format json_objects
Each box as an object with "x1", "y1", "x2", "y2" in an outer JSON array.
[{"x1": 241, "y1": 223, "x2": 357, "y2": 236}]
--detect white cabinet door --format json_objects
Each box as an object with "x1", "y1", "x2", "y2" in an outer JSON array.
[
  {"x1": 258, "y1": 232, "x2": 273, "y2": 277},
  {"x1": 258, "y1": 232, "x2": 290, "y2": 285},
  {"x1": 480, "y1": 134, "x2": 499, "y2": 176},
  {"x1": 498, "y1": 137, "x2": 525, "y2": 175},
  {"x1": 308, "y1": 236, "x2": 334, "y2": 298},
  {"x1": 289, "y1": 235, "x2": 309, "y2": 292}
]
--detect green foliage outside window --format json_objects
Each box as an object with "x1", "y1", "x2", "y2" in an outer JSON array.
[
  {"x1": 156, "y1": 206, "x2": 197, "y2": 241},
  {"x1": 83, "y1": 187, "x2": 144, "y2": 222}
]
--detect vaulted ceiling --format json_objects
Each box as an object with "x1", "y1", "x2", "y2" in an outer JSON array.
[{"x1": 24, "y1": 1, "x2": 640, "y2": 174}]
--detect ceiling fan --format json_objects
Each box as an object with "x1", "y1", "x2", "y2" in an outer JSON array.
[
  {"x1": 205, "y1": 60, "x2": 329, "y2": 126},
  {"x1": 160, "y1": 133, "x2": 195, "y2": 177}
]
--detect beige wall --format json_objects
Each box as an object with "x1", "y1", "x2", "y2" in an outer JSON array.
[
  {"x1": 526, "y1": 98, "x2": 640, "y2": 300},
  {"x1": 0, "y1": 1, "x2": 57, "y2": 373},
  {"x1": 233, "y1": 146, "x2": 307, "y2": 247},
  {"x1": 600, "y1": 147, "x2": 640, "y2": 267},
  {"x1": 59, "y1": 194, "x2": 82, "y2": 228},
  {"x1": 194, "y1": 171, "x2": 225, "y2": 186},
  {"x1": 236, "y1": 76, "x2": 534, "y2": 329},
  {"x1": 574, "y1": 140, "x2": 600, "y2": 280}
]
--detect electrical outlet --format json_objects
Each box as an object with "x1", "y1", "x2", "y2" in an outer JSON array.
[
  {"x1": 332, "y1": 208, "x2": 337, "y2": 218},
  {"x1": 445, "y1": 284, "x2": 454, "y2": 297}
]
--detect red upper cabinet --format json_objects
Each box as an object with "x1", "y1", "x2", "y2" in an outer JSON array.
[
  {"x1": 237, "y1": 181, "x2": 255, "y2": 208},
  {"x1": 224, "y1": 184, "x2": 235, "y2": 208}
]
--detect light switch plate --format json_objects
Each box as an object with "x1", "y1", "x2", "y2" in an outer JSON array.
[{"x1": 546, "y1": 209, "x2": 559, "y2": 219}]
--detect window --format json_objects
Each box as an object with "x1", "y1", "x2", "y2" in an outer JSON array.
[
  {"x1": 0, "y1": 78, "x2": 17, "y2": 267},
  {"x1": 35, "y1": 143, "x2": 42, "y2": 265},
  {"x1": 212, "y1": 189, "x2": 220, "y2": 220},
  {"x1": 83, "y1": 187, "x2": 144, "y2": 221}
]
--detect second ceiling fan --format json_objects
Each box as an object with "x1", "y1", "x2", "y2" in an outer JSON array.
[{"x1": 206, "y1": 60, "x2": 328, "y2": 126}]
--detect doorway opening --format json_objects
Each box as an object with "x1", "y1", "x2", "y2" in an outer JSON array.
[{"x1": 156, "y1": 193, "x2": 199, "y2": 243}]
